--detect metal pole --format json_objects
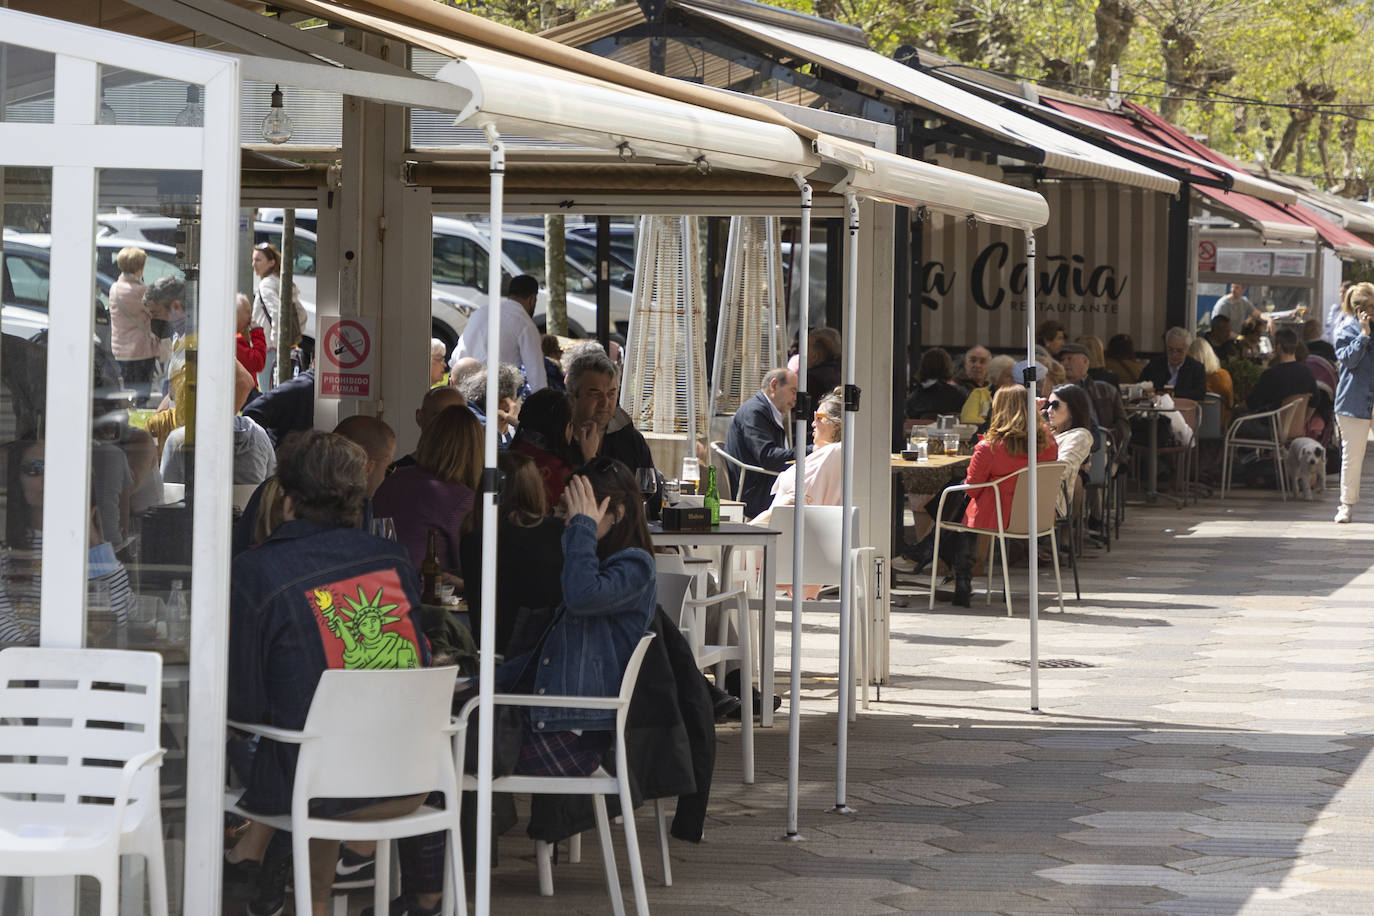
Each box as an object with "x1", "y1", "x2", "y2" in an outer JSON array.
[
  {"x1": 682, "y1": 216, "x2": 698, "y2": 454},
  {"x1": 474, "y1": 124, "x2": 505, "y2": 915},
  {"x1": 834, "y1": 191, "x2": 859, "y2": 812},
  {"x1": 783, "y1": 174, "x2": 811, "y2": 841},
  {"x1": 1023, "y1": 228, "x2": 1040, "y2": 713}
]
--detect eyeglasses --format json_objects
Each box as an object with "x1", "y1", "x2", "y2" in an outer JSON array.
[
  {"x1": 19, "y1": 459, "x2": 44, "y2": 477},
  {"x1": 1046, "y1": 400, "x2": 1064, "y2": 410}
]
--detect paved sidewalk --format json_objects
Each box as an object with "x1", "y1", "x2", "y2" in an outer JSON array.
[{"x1": 481, "y1": 477, "x2": 1373, "y2": 914}]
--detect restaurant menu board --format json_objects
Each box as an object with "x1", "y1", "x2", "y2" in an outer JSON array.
[
  {"x1": 1215, "y1": 249, "x2": 1273, "y2": 276},
  {"x1": 1273, "y1": 252, "x2": 1309, "y2": 277}
]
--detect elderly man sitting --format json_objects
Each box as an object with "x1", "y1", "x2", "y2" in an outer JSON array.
[
  {"x1": 1140, "y1": 327, "x2": 1207, "y2": 401},
  {"x1": 457, "y1": 363, "x2": 523, "y2": 448},
  {"x1": 725, "y1": 367, "x2": 798, "y2": 519}
]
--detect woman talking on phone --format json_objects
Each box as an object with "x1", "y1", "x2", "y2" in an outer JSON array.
[{"x1": 1332, "y1": 282, "x2": 1374, "y2": 523}]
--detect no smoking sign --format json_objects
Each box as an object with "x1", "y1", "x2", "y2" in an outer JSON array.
[{"x1": 320, "y1": 317, "x2": 376, "y2": 398}]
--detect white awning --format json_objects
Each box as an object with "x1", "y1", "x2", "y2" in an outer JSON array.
[
  {"x1": 685, "y1": 3, "x2": 1180, "y2": 196},
  {"x1": 815, "y1": 135, "x2": 1047, "y2": 230},
  {"x1": 281, "y1": 0, "x2": 1049, "y2": 230}
]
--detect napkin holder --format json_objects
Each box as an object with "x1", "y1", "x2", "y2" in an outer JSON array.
[{"x1": 660, "y1": 505, "x2": 711, "y2": 531}]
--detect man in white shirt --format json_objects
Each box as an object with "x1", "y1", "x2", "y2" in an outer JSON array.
[{"x1": 450, "y1": 273, "x2": 547, "y2": 391}]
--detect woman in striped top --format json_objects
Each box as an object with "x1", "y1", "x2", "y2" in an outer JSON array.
[{"x1": 0, "y1": 440, "x2": 134, "y2": 645}]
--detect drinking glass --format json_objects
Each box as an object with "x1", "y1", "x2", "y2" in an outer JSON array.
[
  {"x1": 636, "y1": 467, "x2": 659, "y2": 518},
  {"x1": 370, "y1": 517, "x2": 398, "y2": 541},
  {"x1": 680, "y1": 456, "x2": 700, "y2": 495},
  {"x1": 662, "y1": 478, "x2": 681, "y2": 506},
  {"x1": 914, "y1": 438, "x2": 929, "y2": 461},
  {"x1": 943, "y1": 432, "x2": 960, "y2": 457}
]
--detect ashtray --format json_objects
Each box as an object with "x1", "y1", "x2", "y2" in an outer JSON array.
[{"x1": 900, "y1": 449, "x2": 928, "y2": 462}]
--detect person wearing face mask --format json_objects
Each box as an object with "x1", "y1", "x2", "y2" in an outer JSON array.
[
  {"x1": 1332, "y1": 282, "x2": 1374, "y2": 523},
  {"x1": 143, "y1": 276, "x2": 189, "y2": 400}
]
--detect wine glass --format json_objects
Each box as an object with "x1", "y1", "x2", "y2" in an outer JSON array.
[
  {"x1": 636, "y1": 467, "x2": 659, "y2": 518},
  {"x1": 370, "y1": 517, "x2": 398, "y2": 541}
]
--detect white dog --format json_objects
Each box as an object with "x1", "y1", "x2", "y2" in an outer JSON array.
[{"x1": 1285, "y1": 437, "x2": 1326, "y2": 500}]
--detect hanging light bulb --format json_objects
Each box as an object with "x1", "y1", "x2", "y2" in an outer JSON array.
[
  {"x1": 260, "y1": 84, "x2": 293, "y2": 144},
  {"x1": 98, "y1": 90, "x2": 117, "y2": 125},
  {"x1": 174, "y1": 84, "x2": 203, "y2": 127}
]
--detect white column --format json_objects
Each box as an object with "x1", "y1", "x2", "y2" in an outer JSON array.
[{"x1": 1024, "y1": 229, "x2": 1041, "y2": 711}]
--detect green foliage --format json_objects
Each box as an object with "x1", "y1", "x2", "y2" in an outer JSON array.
[
  {"x1": 1221, "y1": 355, "x2": 1262, "y2": 404},
  {"x1": 766, "y1": 0, "x2": 1374, "y2": 193}
]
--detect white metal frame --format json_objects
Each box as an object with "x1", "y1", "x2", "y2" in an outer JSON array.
[{"x1": 0, "y1": 10, "x2": 240, "y2": 914}]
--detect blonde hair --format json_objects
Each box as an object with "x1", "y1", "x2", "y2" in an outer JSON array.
[
  {"x1": 1341, "y1": 281, "x2": 1374, "y2": 318},
  {"x1": 1189, "y1": 337, "x2": 1220, "y2": 375},
  {"x1": 1076, "y1": 335, "x2": 1106, "y2": 368},
  {"x1": 985, "y1": 386, "x2": 1051, "y2": 457},
  {"x1": 816, "y1": 387, "x2": 844, "y2": 441},
  {"x1": 415, "y1": 404, "x2": 482, "y2": 489},
  {"x1": 253, "y1": 477, "x2": 287, "y2": 545},
  {"x1": 116, "y1": 246, "x2": 147, "y2": 275},
  {"x1": 1044, "y1": 358, "x2": 1066, "y2": 389}
]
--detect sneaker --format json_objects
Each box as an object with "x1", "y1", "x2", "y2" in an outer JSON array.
[
  {"x1": 1335, "y1": 504, "x2": 1353, "y2": 523},
  {"x1": 889, "y1": 555, "x2": 918, "y2": 573},
  {"x1": 246, "y1": 854, "x2": 290, "y2": 916},
  {"x1": 335, "y1": 844, "x2": 375, "y2": 886}
]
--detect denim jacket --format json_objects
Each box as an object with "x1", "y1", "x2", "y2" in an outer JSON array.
[
  {"x1": 1334, "y1": 316, "x2": 1374, "y2": 418},
  {"x1": 228, "y1": 519, "x2": 430, "y2": 814},
  {"x1": 498, "y1": 514, "x2": 655, "y2": 732}
]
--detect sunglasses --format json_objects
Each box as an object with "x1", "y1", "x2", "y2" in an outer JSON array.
[
  {"x1": 19, "y1": 459, "x2": 44, "y2": 477},
  {"x1": 1045, "y1": 400, "x2": 1064, "y2": 410}
]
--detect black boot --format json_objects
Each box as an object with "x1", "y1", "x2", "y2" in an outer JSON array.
[
  {"x1": 951, "y1": 537, "x2": 973, "y2": 607},
  {"x1": 904, "y1": 535, "x2": 936, "y2": 574}
]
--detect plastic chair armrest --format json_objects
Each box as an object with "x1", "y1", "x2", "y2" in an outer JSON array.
[
  {"x1": 111, "y1": 747, "x2": 166, "y2": 825},
  {"x1": 227, "y1": 720, "x2": 314, "y2": 743}
]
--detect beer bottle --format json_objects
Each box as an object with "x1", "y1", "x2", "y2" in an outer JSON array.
[
  {"x1": 703, "y1": 465, "x2": 720, "y2": 527},
  {"x1": 421, "y1": 529, "x2": 442, "y2": 604}
]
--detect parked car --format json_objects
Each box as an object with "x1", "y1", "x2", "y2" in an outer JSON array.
[
  {"x1": 431, "y1": 216, "x2": 597, "y2": 347},
  {"x1": 2, "y1": 236, "x2": 115, "y2": 347},
  {"x1": 500, "y1": 228, "x2": 634, "y2": 332}
]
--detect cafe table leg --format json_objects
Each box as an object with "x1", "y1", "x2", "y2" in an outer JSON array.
[
  {"x1": 1146, "y1": 415, "x2": 1159, "y2": 501},
  {"x1": 761, "y1": 541, "x2": 775, "y2": 728}
]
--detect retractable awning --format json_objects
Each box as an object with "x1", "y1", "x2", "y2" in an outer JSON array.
[
  {"x1": 277, "y1": 0, "x2": 1048, "y2": 231},
  {"x1": 677, "y1": 1, "x2": 1179, "y2": 195},
  {"x1": 1195, "y1": 187, "x2": 1317, "y2": 244}
]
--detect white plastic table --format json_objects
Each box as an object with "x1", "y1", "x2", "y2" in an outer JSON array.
[{"x1": 649, "y1": 522, "x2": 781, "y2": 726}]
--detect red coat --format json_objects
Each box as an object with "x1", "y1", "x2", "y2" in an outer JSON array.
[
  {"x1": 962, "y1": 437, "x2": 1058, "y2": 530},
  {"x1": 236, "y1": 327, "x2": 267, "y2": 377}
]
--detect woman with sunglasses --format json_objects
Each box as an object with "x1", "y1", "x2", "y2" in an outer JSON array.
[
  {"x1": 755, "y1": 387, "x2": 845, "y2": 526},
  {"x1": 1044, "y1": 384, "x2": 1094, "y2": 517},
  {"x1": 251, "y1": 241, "x2": 308, "y2": 391},
  {"x1": 493, "y1": 457, "x2": 656, "y2": 776},
  {"x1": 1, "y1": 441, "x2": 135, "y2": 644}
]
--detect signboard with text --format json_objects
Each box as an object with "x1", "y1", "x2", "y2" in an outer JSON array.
[
  {"x1": 319, "y1": 317, "x2": 375, "y2": 398},
  {"x1": 920, "y1": 183, "x2": 1168, "y2": 349}
]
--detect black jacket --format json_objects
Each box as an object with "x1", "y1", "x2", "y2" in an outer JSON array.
[
  {"x1": 243, "y1": 368, "x2": 316, "y2": 445},
  {"x1": 1140, "y1": 356, "x2": 1206, "y2": 402},
  {"x1": 527, "y1": 609, "x2": 715, "y2": 843},
  {"x1": 725, "y1": 391, "x2": 791, "y2": 517}
]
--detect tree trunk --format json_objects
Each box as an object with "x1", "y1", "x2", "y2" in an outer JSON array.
[
  {"x1": 545, "y1": 213, "x2": 567, "y2": 337},
  {"x1": 1088, "y1": 0, "x2": 1136, "y2": 89},
  {"x1": 277, "y1": 208, "x2": 299, "y2": 385}
]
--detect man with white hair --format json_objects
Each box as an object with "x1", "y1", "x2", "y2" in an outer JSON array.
[{"x1": 1140, "y1": 327, "x2": 1206, "y2": 401}]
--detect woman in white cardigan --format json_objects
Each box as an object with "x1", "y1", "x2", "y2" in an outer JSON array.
[{"x1": 1044, "y1": 383, "x2": 1095, "y2": 516}]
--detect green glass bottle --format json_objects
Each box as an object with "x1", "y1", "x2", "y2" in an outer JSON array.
[{"x1": 703, "y1": 464, "x2": 720, "y2": 526}]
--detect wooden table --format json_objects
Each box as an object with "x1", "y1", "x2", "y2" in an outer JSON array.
[
  {"x1": 891, "y1": 453, "x2": 972, "y2": 493},
  {"x1": 649, "y1": 522, "x2": 781, "y2": 726}
]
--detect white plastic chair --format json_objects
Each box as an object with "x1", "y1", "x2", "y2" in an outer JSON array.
[
  {"x1": 0, "y1": 647, "x2": 168, "y2": 916},
  {"x1": 655, "y1": 561, "x2": 754, "y2": 783},
  {"x1": 456, "y1": 632, "x2": 656, "y2": 916},
  {"x1": 929, "y1": 461, "x2": 1068, "y2": 617},
  {"x1": 766, "y1": 506, "x2": 876, "y2": 713},
  {"x1": 226, "y1": 666, "x2": 466, "y2": 916}
]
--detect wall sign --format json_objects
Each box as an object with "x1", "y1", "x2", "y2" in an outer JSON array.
[
  {"x1": 921, "y1": 184, "x2": 1167, "y2": 349},
  {"x1": 320, "y1": 317, "x2": 375, "y2": 398}
]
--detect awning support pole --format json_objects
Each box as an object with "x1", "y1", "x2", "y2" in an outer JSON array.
[
  {"x1": 834, "y1": 190, "x2": 860, "y2": 813},
  {"x1": 1023, "y1": 228, "x2": 1041, "y2": 713},
  {"x1": 783, "y1": 172, "x2": 811, "y2": 841},
  {"x1": 474, "y1": 123, "x2": 505, "y2": 916}
]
